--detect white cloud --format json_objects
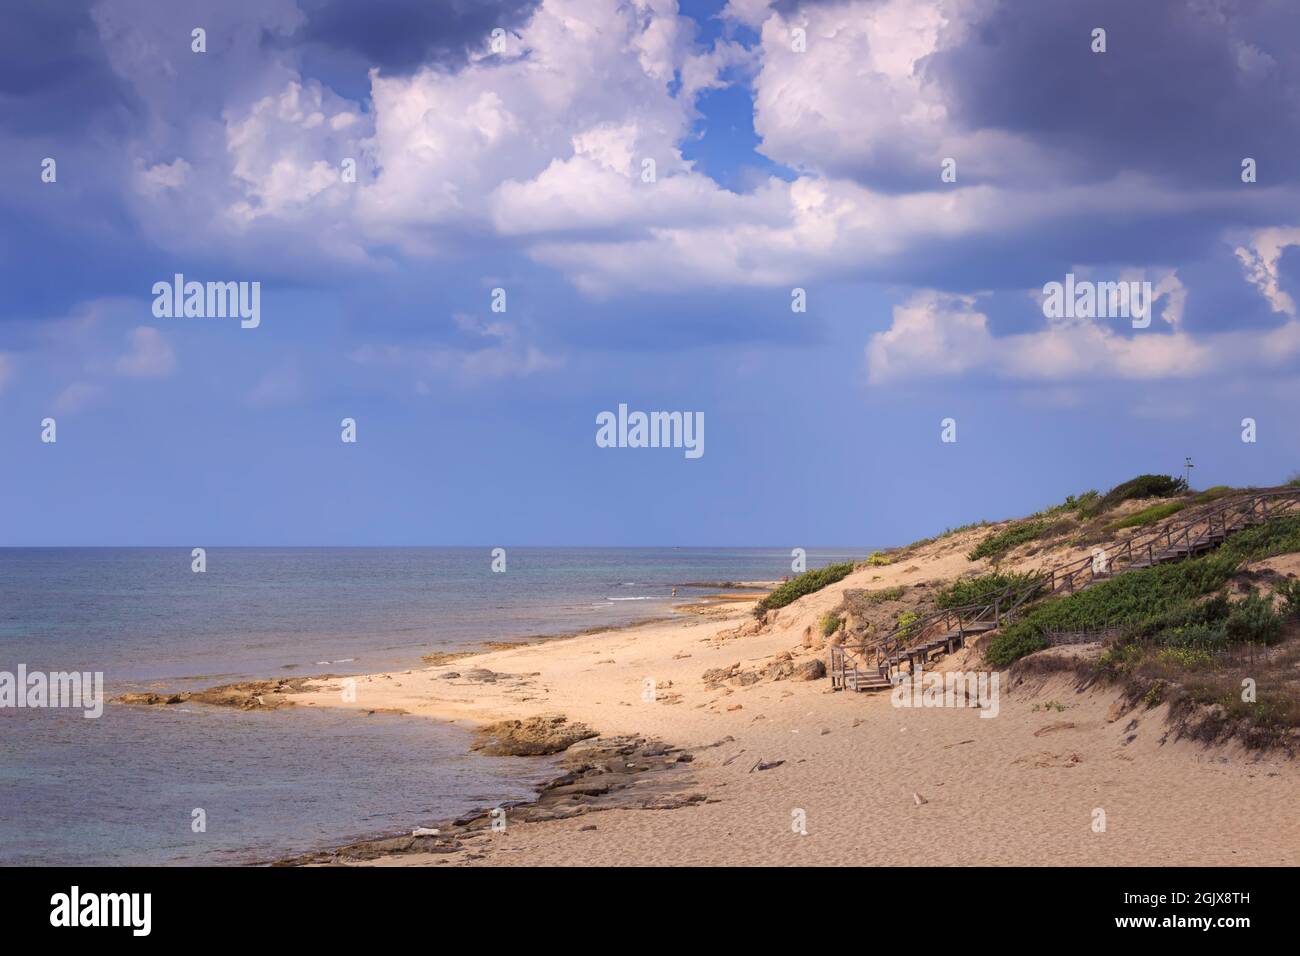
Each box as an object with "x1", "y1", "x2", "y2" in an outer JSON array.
[
  {"x1": 1235, "y1": 227, "x2": 1300, "y2": 317},
  {"x1": 350, "y1": 313, "x2": 562, "y2": 385},
  {"x1": 867, "y1": 285, "x2": 1300, "y2": 385},
  {"x1": 115, "y1": 326, "x2": 176, "y2": 379}
]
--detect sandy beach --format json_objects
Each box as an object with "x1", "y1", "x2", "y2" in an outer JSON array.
[{"x1": 270, "y1": 522, "x2": 1300, "y2": 867}]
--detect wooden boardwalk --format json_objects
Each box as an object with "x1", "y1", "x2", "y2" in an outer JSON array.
[{"x1": 830, "y1": 487, "x2": 1300, "y2": 693}]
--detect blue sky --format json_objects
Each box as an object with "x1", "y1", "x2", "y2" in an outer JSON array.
[{"x1": 2, "y1": 0, "x2": 1300, "y2": 546}]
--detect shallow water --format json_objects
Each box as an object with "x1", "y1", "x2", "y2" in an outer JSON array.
[{"x1": 0, "y1": 547, "x2": 860, "y2": 864}]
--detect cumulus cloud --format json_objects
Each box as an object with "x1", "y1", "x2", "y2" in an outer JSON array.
[
  {"x1": 867, "y1": 286, "x2": 1300, "y2": 386},
  {"x1": 1235, "y1": 227, "x2": 1300, "y2": 317}
]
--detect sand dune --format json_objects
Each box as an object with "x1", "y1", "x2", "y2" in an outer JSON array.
[{"x1": 285, "y1": 520, "x2": 1300, "y2": 866}]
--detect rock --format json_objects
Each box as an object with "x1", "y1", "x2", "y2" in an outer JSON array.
[
  {"x1": 113, "y1": 692, "x2": 185, "y2": 706},
  {"x1": 471, "y1": 715, "x2": 598, "y2": 756},
  {"x1": 913, "y1": 792, "x2": 928, "y2": 806},
  {"x1": 792, "y1": 659, "x2": 827, "y2": 681},
  {"x1": 462, "y1": 668, "x2": 499, "y2": 683}
]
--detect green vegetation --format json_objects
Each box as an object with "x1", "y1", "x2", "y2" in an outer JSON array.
[
  {"x1": 966, "y1": 520, "x2": 1046, "y2": 562},
  {"x1": 860, "y1": 586, "x2": 905, "y2": 604},
  {"x1": 754, "y1": 561, "x2": 855, "y2": 616},
  {"x1": 1192, "y1": 485, "x2": 1235, "y2": 504},
  {"x1": 894, "y1": 609, "x2": 921, "y2": 639},
  {"x1": 864, "y1": 551, "x2": 893, "y2": 567},
  {"x1": 1275, "y1": 577, "x2": 1300, "y2": 616},
  {"x1": 1039, "y1": 490, "x2": 1099, "y2": 517},
  {"x1": 984, "y1": 515, "x2": 1300, "y2": 665},
  {"x1": 1082, "y1": 474, "x2": 1187, "y2": 517},
  {"x1": 819, "y1": 613, "x2": 843, "y2": 637},
  {"x1": 1287, "y1": 473, "x2": 1300, "y2": 488},
  {"x1": 1110, "y1": 501, "x2": 1187, "y2": 530},
  {"x1": 935, "y1": 571, "x2": 1039, "y2": 609}
]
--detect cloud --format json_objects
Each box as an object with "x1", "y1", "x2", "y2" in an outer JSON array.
[
  {"x1": 246, "y1": 360, "x2": 304, "y2": 408},
  {"x1": 350, "y1": 312, "x2": 562, "y2": 384},
  {"x1": 866, "y1": 285, "x2": 1300, "y2": 385},
  {"x1": 115, "y1": 326, "x2": 176, "y2": 378},
  {"x1": 52, "y1": 381, "x2": 104, "y2": 414},
  {"x1": 1234, "y1": 227, "x2": 1300, "y2": 317}
]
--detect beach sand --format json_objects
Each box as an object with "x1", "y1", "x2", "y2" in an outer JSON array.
[{"x1": 278, "y1": 522, "x2": 1300, "y2": 866}]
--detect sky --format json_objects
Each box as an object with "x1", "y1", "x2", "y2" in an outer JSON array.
[{"x1": 2, "y1": 0, "x2": 1300, "y2": 547}]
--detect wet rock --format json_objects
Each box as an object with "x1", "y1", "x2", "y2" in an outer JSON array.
[{"x1": 471, "y1": 715, "x2": 598, "y2": 756}]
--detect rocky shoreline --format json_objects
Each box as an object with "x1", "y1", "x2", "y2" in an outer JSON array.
[{"x1": 275, "y1": 733, "x2": 714, "y2": 866}]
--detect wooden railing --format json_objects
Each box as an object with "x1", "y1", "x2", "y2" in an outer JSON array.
[{"x1": 830, "y1": 486, "x2": 1300, "y2": 690}]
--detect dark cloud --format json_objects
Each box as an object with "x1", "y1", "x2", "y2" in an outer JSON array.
[
  {"x1": 0, "y1": 0, "x2": 140, "y2": 135},
  {"x1": 927, "y1": 0, "x2": 1300, "y2": 186},
  {"x1": 288, "y1": 0, "x2": 540, "y2": 92}
]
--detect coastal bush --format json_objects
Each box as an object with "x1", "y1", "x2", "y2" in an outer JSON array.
[
  {"x1": 966, "y1": 520, "x2": 1046, "y2": 562},
  {"x1": 984, "y1": 554, "x2": 1240, "y2": 665},
  {"x1": 862, "y1": 586, "x2": 905, "y2": 604},
  {"x1": 1274, "y1": 577, "x2": 1300, "y2": 617},
  {"x1": 1082, "y1": 474, "x2": 1188, "y2": 517},
  {"x1": 1192, "y1": 485, "x2": 1235, "y2": 504},
  {"x1": 1224, "y1": 591, "x2": 1284, "y2": 646},
  {"x1": 819, "y1": 613, "x2": 842, "y2": 637},
  {"x1": 755, "y1": 561, "x2": 855, "y2": 615},
  {"x1": 1110, "y1": 501, "x2": 1187, "y2": 530},
  {"x1": 894, "y1": 610, "x2": 920, "y2": 639},
  {"x1": 1040, "y1": 490, "x2": 1099, "y2": 517},
  {"x1": 864, "y1": 551, "x2": 893, "y2": 566},
  {"x1": 935, "y1": 571, "x2": 1039, "y2": 610},
  {"x1": 984, "y1": 518, "x2": 1300, "y2": 665}
]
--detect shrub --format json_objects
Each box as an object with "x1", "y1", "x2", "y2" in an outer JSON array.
[
  {"x1": 1287, "y1": 473, "x2": 1300, "y2": 488},
  {"x1": 894, "y1": 610, "x2": 921, "y2": 639},
  {"x1": 1111, "y1": 501, "x2": 1187, "y2": 530},
  {"x1": 864, "y1": 551, "x2": 893, "y2": 567},
  {"x1": 935, "y1": 571, "x2": 1039, "y2": 610},
  {"x1": 1040, "y1": 490, "x2": 1099, "y2": 517},
  {"x1": 1224, "y1": 590, "x2": 1285, "y2": 646},
  {"x1": 755, "y1": 562, "x2": 855, "y2": 615},
  {"x1": 1192, "y1": 486, "x2": 1235, "y2": 504},
  {"x1": 862, "y1": 586, "x2": 905, "y2": 604},
  {"x1": 984, "y1": 554, "x2": 1239, "y2": 665},
  {"x1": 967, "y1": 521, "x2": 1046, "y2": 562},
  {"x1": 1274, "y1": 577, "x2": 1300, "y2": 616},
  {"x1": 1081, "y1": 474, "x2": 1188, "y2": 517},
  {"x1": 819, "y1": 613, "x2": 842, "y2": 637},
  {"x1": 1156, "y1": 647, "x2": 1214, "y2": 669}
]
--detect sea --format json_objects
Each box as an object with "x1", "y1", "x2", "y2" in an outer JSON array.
[{"x1": 0, "y1": 547, "x2": 860, "y2": 865}]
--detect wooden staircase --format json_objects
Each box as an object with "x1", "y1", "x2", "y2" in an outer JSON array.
[{"x1": 830, "y1": 487, "x2": 1300, "y2": 693}]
